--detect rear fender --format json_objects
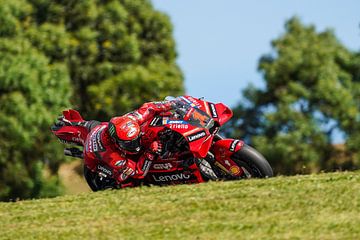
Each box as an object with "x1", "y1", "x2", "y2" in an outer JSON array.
[{"x1": 51, "y1": 125, "x2": 88, "y2": 146}]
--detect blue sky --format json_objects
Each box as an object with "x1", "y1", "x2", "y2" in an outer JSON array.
[{"x1": 152, "y1": 0, "x2": 360, "y2": 107}]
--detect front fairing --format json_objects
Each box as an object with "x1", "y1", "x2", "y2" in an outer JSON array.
[
  {"x1": 158, "y1": 117, "x2": 211, "y2": 158},
  {"x1": 177, "y1": 96, "x2": 233, "y2": 126},
  {"x1": 161, "y1": 96, "x2": 215, "y2": 158},
  {"x1": 214, "y1": 102, "x2": 233, "y2": 125},
  {"x1": 145, "y1": 96, "x2": 233, "y2": 158}
]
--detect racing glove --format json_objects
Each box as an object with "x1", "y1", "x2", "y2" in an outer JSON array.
[
  {"x1": 146, "y1": 141, "x2": 163, "y2": 159},
  {"x1": 137, "y1": 141, "x2": 163, "y2": 178}
]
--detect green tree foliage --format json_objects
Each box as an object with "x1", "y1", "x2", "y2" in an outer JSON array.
[
  {"x1": 0, "y1": 1, "x2": 72, "y2": 200},
  {"x1": 0, "y1": 0, "x2": 183, "y2": 200},
  {"x1": 231, "y1": 17, "x2": 360, "y2": 174},
  {"x1": 26, "y1": 0, "x2": 184, "y2": 119}
]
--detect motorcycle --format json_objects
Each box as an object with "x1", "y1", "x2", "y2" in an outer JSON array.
[{"x1": 51, "y1": 96, "x2": 273, "y2": 191}]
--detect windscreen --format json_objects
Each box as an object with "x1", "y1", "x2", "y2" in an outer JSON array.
[{"x1": 173, "y1": 97, "x2": 214, "y2": 129}]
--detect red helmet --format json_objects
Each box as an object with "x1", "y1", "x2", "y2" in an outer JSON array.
[{"x1": 108, "y1": 116, "x2": 141, "y2": 153}]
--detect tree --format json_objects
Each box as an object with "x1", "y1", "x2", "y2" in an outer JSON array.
[
  {"x1": 26, "y1": 0, "x2": 184, "y2": 119},
  {"x1": 0, "y1": 0, "x2": 183, "y2": 200},
  {"x1": 0, "y1": 1, "x2": 72, "y2": 200},
  {"x1": 231, "y1": 17, "x2": 360, "y2": 174}
]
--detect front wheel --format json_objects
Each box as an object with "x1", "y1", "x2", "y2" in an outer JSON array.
[
  {"x1": 231, "y1": 144, "x2": 273, "y2": 178},
  {"x1": 83, "y1": 166, "x2": 118, "y2": 191}
]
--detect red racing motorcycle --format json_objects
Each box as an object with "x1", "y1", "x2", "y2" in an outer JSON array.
[{"x1": 52, "y1": 96, "x2": 273, "y2": 190}]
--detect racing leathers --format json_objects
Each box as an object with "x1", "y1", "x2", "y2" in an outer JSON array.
[{"x1": 83, "y1": 101, "x2": 172, "y2": 184}]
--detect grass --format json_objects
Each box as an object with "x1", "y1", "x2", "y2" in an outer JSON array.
[
  {"x1": 58, "y1": 160, "x2": 90, "y2": 195},
  {"x1": 1, "y1": 171, "x2": 360, "y2": 240}
]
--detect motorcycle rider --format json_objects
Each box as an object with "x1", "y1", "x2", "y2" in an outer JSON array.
[{"x1": 58, "y1": 100, "x2": 175, "y2": 185}]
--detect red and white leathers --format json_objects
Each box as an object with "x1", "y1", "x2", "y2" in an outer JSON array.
[{"x1": 83, "y1": 101, "x2": 172, "y2": 184}]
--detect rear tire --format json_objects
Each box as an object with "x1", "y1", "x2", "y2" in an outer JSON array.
[{"x1": 231, "y1": 144, "x2": 273, "y2": 178}]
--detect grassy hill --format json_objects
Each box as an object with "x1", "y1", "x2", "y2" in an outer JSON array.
[{"x1": 1, "y1": 171, "x2": 359, "y2": 240}]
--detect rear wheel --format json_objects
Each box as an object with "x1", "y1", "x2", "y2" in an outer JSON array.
[{"x1": 231, "y1": 144, "x2": 273, "y2": 178}]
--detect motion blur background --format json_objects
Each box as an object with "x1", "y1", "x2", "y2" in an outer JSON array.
[{"x1": 0, "y1": 0, "x2": 359, "y2": 201}]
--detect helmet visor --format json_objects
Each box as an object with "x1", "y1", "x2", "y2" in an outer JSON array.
[{"x1": 116, "y1": 136, "x2": 141, "y2": 153}]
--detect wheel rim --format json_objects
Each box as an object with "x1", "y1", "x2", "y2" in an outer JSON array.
[{"x1": 237, "y1": 160, "x2": 263, "y2": 178}]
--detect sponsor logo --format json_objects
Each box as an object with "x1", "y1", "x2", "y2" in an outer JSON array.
[
  {"x1": 95, "y1": 127, "x2": 105, "y2": 151},
  {"x1": 209, "y1": 103, "x2": 218, "y2": 118},
  {"x1": 230, "y1": 166, "x2": 241, "y2": 175},
  {"x1": 230, "y1": 140, "x2": 240, "y2": 152},
  {"x1": 87, "y1": 126, "x2": 105, "y2": 152},
  {"x1": 127, "y1": 127, "x2": 138, "y2": 137},
  {"x1": 167, "y1": 120, "x2": 186, "y2": 124},
  {"x1": 169, "y1": 124, "x2": 189, "y2": 130},
  {"x1": 153, "y1": 163, "x2": 173, "y2": 170},
  {"x1": 119, "y1": 167, "x2": 135, "y2": 181},
  {"x1": 97, "y1": 165, "x2": 112, "y2": 176},
  {"x1": 90, "y1": 126, "x2": 105, "y2": 152},
  {"x1": 162, "y1": 117, "x2": 169, "y2": 125},
  {"x1": 122, "y1": 121, "x2": 134, "y2": 129},
  {"x1": 153, "y1": 173, "x2": 191, "y2": 182},
  {"x1": 187, "y1": 96, "x2": 202, "y2": 108},
  {"x1": 187, "y1": 130, "x2": 206, "y2": 142},
  {"x1": 122, "y1": 167, "x2": 135, "y2": 176},
  {"x1": 180, "y1": 96, "x2": 199, "y2": 108},
  {"x1": 166, "y1": 120, "x2": 189, "y2": 129}
]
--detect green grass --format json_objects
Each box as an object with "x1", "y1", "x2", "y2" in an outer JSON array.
[{"x1": 1, "y1": 171, "x2": 360, "y2": 240}]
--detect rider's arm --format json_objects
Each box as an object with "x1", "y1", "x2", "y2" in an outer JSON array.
[
  {"x1": 132, "y1": 141, "x2": 162, "y2": 179},
  {"x1": 126, "y1": 101, "x2": 173, "y2": 125}
]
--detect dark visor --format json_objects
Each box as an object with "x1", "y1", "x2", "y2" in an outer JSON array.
[{"x1": 116, "y1": 136, "x2": 141, "y2": 152}]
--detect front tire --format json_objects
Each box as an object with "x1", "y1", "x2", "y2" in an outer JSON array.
[
  {"x1": 83, "y1": 166, "x2": 101, "y2": 191},
  {"x1": 83, "y1": 166, "x2": 117, "y2": 191},
  {"x1": 231, "y1": 144, "x2": 273, "y2": 178}
]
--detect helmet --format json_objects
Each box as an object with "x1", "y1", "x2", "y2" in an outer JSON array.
[{"x1": 108, "y1": 116, "x2": 141, "y2": 153}]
